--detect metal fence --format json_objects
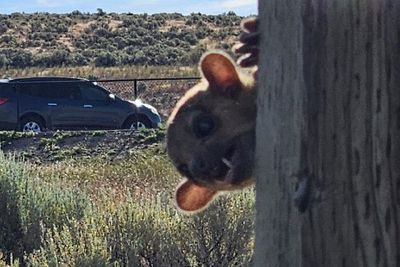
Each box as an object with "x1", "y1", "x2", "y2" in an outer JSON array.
[{"x1": 96, "y1": 77, "x2": 200, "y2": 120}]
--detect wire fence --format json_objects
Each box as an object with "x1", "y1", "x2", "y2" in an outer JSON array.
[{"x1": 96, "y1": 77, "x2": 200, "y2": 120}]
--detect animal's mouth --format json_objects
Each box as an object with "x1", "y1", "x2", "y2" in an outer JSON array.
[
  {"x1": 214, "y1": 131, "x2": 255, "y2": 189},
  {"x1": 221, "y1": 144, "x2": 236, "y2": 182},
  {"x1": 222, "y1": 143, "x2": 235, "y2": 166}
]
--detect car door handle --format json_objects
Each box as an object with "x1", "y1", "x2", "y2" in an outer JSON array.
[
  {"x1": 83, "y1": 104, "x2": 93, "y2": 108},
  {"x1": 48, "y1": 103, "x2": 58, "y2": 106}
]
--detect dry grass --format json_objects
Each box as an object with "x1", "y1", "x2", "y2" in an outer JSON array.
[{"x1": 1, "y1": 65, "x2": 198, "y2": 80}]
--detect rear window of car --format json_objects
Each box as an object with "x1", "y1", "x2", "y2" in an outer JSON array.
[
  {"x1": 18, "y1": 82, "x2": 82, "y2": 100},
  {"x1": 0, "y1": 84, "x2": 15, "y2": 97}
]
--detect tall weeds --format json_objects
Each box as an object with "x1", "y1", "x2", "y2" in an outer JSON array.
[{"x1": 0, "y1": 151, "x2": 254, "y2": 266}]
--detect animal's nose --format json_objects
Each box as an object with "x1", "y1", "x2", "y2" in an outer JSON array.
[{"x1": 189, "y1": 158, "x2": 210, "y2": 178}]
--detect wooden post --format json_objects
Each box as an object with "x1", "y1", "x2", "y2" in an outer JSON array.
[{"x1": 254, "y1": 1, "x2": 400, "y2": 266}]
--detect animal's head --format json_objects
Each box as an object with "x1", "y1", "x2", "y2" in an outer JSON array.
[{"x1": 167, "y1": 51, "x2": 256, "y2": 213}]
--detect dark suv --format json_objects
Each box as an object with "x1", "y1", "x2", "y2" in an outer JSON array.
[{"x1": 0, "y1": 77, "x2": 161, "y2": 132}]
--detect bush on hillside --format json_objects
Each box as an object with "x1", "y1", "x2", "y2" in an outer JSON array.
[{"x1": 0, "y1": 12, "x2": 242, "y2": 68}]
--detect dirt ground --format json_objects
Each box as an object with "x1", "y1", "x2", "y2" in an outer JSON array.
[{"x1": 0, "y1": 129, "x2": 165, "y2": 164}]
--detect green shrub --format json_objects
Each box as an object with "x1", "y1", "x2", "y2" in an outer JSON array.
[
  {"x1": 0, "y1": 149, "x2": 254, "y2": 266},
  {"x1": 26, "y1": 192, "x2": 254, "y2": 266},
  {"x1": 0, "y1": 12, "x2": 242, "y2": 68},
  {"x1": 95, "y1": 52, "x2": 118, "y2": 67},
  {"x1": 0, "y1": 153, "x2": 91, "y2": 263}
]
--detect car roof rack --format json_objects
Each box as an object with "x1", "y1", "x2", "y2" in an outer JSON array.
[{"x1": 9, "y1": 76, "x2": 88, "y2": 83}]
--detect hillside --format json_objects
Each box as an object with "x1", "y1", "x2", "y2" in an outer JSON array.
[{"x1": 0, "y1": 11, "x2": 243, "y2": 68}]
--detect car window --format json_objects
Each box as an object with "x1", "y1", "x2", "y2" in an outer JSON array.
[
  {"x1": 0, "y1": 84, "x2": 14, "y2": 97},
  {"x1": 79, "y1": 83, "x2": 109, "y2": 101},
  {"x1": 58, "y1": 82, "x2": 82, "y2": 100},
  {"x1": 18, "y1": 83, "x2": 49, "y2": 98},
  {"x1": 18, "y1": 82, "x2": 82, "y2": 100}
]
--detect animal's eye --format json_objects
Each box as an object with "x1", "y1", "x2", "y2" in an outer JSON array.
[{"x1": 192, "y1": 114, "x2": 216, "y2": 138}]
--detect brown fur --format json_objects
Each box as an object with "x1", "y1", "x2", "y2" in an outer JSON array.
[
  {"x1": 167, "y1": 17, "x2": 259, "y2": 213},
  {"x1": 167, "y1": 51, "x2": 256, "y2": 213}
]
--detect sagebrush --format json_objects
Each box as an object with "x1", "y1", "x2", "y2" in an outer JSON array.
[{"x1": 0, "y1": 148, "x2": 254, "y2": 266}]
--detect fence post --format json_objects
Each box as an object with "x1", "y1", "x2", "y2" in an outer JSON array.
[
  {"x1": 133, "y1": 79, "x2": 138, "y2": 99},
  {"x1": 254, "y1": 1, "x2": 400, "y2": 266}
]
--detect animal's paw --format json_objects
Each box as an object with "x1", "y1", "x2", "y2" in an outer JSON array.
[{"x1": 234, "y1": 17, "x2": 259, "y2": 68}]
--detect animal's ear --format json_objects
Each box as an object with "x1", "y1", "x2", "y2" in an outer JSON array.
[
  {"x1": 175, "y1": 179, "x2": 218, "y2": 213},
  {"x1": 200, "y1": 52, "x2": 241, "y2": 94}
]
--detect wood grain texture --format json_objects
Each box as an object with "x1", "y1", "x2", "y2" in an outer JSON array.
[{"x1": 254, "y1": 1, "x2": 400, "y2": 266}]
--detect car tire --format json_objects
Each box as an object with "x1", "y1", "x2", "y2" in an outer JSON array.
[
  {"x1": 20, "y1": 116, "x2": 45, "y2": 133},
  {"x1": 124, "y1": 115, "x2": 151, "y2": 131}
]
